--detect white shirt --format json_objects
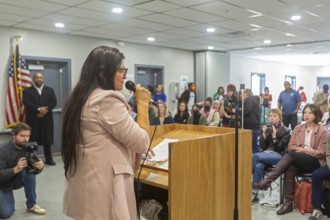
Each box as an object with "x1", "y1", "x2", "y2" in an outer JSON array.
[{"x1": 34, "y1": 84, "x2": 44, "y2": 95}]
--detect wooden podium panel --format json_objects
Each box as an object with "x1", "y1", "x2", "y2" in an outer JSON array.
[{"x1": 136, "y1": 124, "x2": 251, "y2": 220}]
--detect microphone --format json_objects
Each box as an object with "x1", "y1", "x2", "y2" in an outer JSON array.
[{"x1": 125, "y1": 80, "x2": 158, "y2": 107}]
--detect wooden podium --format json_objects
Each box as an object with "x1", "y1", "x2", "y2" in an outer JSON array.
[{"x1": 136, "y1": 124, "x2": 251, "y2": 220}]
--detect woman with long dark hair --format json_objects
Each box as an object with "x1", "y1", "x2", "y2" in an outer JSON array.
[
  {"x1": 174, "y1": 101, "x2": 190, "y2": 124},
  {"x1": 256, "y1": 104, "x2": 327, "y2": 215},
  {"x1": 61, "y1": 46, "x2": 151, "y2": 220}
]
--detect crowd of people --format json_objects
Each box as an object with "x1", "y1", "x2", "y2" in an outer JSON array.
[
  {"x1": 132, "y1": 79, "x2": 330, "y2": 219},
  {"x1": 2, "y1": 45, "x2": 330, "y2": 219}
]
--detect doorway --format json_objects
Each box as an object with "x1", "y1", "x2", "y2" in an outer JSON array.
[
  {"x1": 134, "y1": 64, "x2": 164, "y2": 94},
  {"x1": 24, "y1": 56, "x2": 71, "y2": 155},
  {"x1": 317, "y1": 77, "x2": 330, "y2": 89}
]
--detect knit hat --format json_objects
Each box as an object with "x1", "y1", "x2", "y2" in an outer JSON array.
[
  {"x1": 323, "y1": 84, "x2": 329, "y2": 91},
  {"x1": 227, "y1": 84, "x2": 236, "y2": 92}
]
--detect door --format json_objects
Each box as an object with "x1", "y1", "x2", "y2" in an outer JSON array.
[
  {"x1": 134, "y1": 64, "x2": 164, "y2": 93},
  {"x1": 24, "y1": 57, "x2": 71, "y2": 155}
]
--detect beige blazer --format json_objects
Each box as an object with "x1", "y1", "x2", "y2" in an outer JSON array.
[{"x1": 63, "y1": 89, "x2": 149, "y2": 220}]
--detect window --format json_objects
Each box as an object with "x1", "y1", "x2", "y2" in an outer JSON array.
[
  {"x1": 285, "y1": 75, "x2": 296, "y2": 90},
  {"x1": 251, "y1": 73, "x2": 265, "y2": 95}
]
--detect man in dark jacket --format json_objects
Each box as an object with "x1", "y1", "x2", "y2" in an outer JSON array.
[
  {"x1": 23, "y1": 72, "x2": 57, "y2": 165},
  {"x1": 0, "y1": 123, "x2": 46, "y2": 218},
  {"x1": 242, "y1": 89, "x2": 261, "y2": 153}
]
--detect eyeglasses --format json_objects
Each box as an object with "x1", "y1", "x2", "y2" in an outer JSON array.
[{"x1": 117, "y1": 67, "x2": 128, "y2": 75}]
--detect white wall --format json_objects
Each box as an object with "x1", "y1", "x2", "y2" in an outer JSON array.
[
  {"x1": 206, "y1": 51, "x2": 230, "y2": 98},
  {"x1": 229, "y1": 55, "x2": 315, "y2": 108},
  {"x1": 0, "y1": 27, "x2": 194, "y2": 129}
]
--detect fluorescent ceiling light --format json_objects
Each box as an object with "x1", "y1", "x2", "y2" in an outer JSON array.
[
  {"x1": 147, "y1": 37, "x2": 155, "y2": 41},
  {"x1": 291, "y1": 15, "x2": 301, "y2": 21},
  {"x1": 263, "y1": 39, "x2": 271, "y2": 44},
  {"x1": 208, "y1": 46, "x2": 214, "y2": 50},
  {"x1": 206, "y1": 28, "x2": 215, "y2": 33},
  {"x1": 55, "y1": 23, "x2": 64, "y2": 28},
  {"x1": 112, "y1": 7, "x2": 123, "y2": 13},
  {"x1": 286, "y1": 44, "x2": 293, "y2": 47},
  {"x1": 285, "y1": 33, "x2": 295, "y2": 37}
]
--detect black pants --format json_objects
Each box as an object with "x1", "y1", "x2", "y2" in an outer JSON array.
[
  {"x1": 282, "y1": 113, "x2": 298, "y2": 130},
  {"x1": 43, "y1": 145, "x2": 53, "y2": 162},
  {"x1": 287, "y1": 151, "x2": 320, "y2": 173}
]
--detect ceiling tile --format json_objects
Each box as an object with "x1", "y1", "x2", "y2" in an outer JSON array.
[
  {"x1": 0, "y1": 20, "x2": 17, "y2": 26},
  {"x1": 184, "y1": 24, "x2": 231, "y2": 33},
  {"x1": 103, "y1": 0, "x2": 151, "y2": 6},
  {"x1": 163, "y1": 8, "x2": 224, "y2": 23},
  {"x1": 165, "y1": 0, "x2": 216, "y2": 7},
  {"x1": 120, "y1": 18, "x2": 174, "y2": 31},
  {"x1": 23, "y1": 18, "x2": 90, "y2": 30},
  {"x1": 14, "y1": 22, "x2": 73, "y2": 33},
  {"x1": 139, "y1": 14, "x2": 198, "y2": 27},
  {"x1": 299, "y1": 20, "x2": 330, "y2": 33},
  {"x1": 192, "y1": 1, "x2": 259, "y2": 19},
  {"x1": 224, "y1": 0, "x2": 294, "y2": 14},
  {"x1": 211, "y1": 20, "x2": 253, "y2": 31},
  {"x1": 42, "y1": 14, "x2": 108, "y2": 26},
  {"x1": 281, "y1": 0, "x2": 330, "y2": 8},
  {"x1": 78, "y1": 0, "x2": 153, "y2": 17},
  {"x1": 162, "y1": 28, "x2": 206, "y2": 37},
  {"x1": 267, "y1": 9, "x2": 323, "y2": 24},
  {"x1": 135, "y1": 1, "x2": 182, "y2": 12},
  {"x1": 306, "y1": 3, "x2": 330, "y2": 19},
  {"x1": 0, "y1": 0, "x2": 68, "y2": 12},
  {"x1": 241, "y1": 15, "x2": 290, "y2": 28},
  {"x1": 58, "y1": 7, "x2": 129, "y2": 22},
  {"x1": 0, "y1": 13, "x2": 31, "y2": 22},
  {"x1": 0, "y1": 4, "x2": 49, "y2": 17},
  {"x1": 101, "y1": 23, "x2": 154, "y2": 35},
  {"x1": 43, "y1": 0, "x2": 90, "y2": 6}
]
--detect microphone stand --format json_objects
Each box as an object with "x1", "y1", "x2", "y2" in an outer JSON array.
[{"x1": 233, "y1": 97, "x2": 239, "y2": 220}]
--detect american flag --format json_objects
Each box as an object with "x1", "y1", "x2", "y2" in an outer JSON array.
[{"x1": 5, "y1": 45, "x2": 32, "y2": 128}]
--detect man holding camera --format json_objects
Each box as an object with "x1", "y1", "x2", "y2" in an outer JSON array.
[{"x1": 0, "y1": 123, "x2": 46, "y2": 219}]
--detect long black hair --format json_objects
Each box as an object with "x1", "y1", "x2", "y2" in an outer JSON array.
[{"x1": 61, "y1": 46, "x2": 125, "y2": 179}]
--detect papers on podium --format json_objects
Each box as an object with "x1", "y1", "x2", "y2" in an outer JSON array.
[{"x1": 146, "y1": 138, "x2": 178, "y2": 162}]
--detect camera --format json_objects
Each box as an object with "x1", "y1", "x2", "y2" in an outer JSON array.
[
  {"x1": 264, "y1": 124, "x2": 273, "y2": 138},
  {"x1": 23, "y1": 142, "x2": 40, "y2": 174}
]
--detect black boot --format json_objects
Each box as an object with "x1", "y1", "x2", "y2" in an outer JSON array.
[
  {"x1": 44, "y1": 145, "x2": 56, "y2": 165},
  {"x1": 256, "y1": 154, "x2": 293, "y2": 190},
  {"x1": 276, "y1": 170, "x2": 296, "y2": 215}
]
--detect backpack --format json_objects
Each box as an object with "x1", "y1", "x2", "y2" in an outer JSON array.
[{"x1": 294, "y1": 181, "x2": 313, "y2": 214}]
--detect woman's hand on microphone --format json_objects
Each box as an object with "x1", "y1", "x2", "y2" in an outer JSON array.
[{"x1": 134, "y1": 84, "x2": 151, "y2": 105}]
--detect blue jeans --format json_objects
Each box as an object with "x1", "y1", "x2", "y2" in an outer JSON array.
[
  {"x1": 312, "y1": 166, "x2": 330, "y2": 208},
  {"x1": 252, "y1": 151, "x2": 282, "y2": 189},
  {"x1": 252, "y1": 129, "x2": 261, "y2": 153},
  {"x1": 0, "y1": 169, "x2": 36, "y2": 219}
]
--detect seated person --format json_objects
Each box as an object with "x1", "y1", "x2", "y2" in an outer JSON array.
[
  {"x1": 174, "y1": 101, "x2": 190, "y2": 124},
  {"x1": 321, "y1": 104, "x2": 330, "y2": 125},
  {"x1": 208, "y1": 100, "x2": 221, "y2": 126},
  {"x1": 187, "y1": 104, "x2": 208, "y2": 126},
  {"x1": 152, "y1": 101, "x2": 174, "y2": 125},
  {"x1": 152, "y1": 84, "x2": 167, "y2": 103},
  {"x1": 309, "y1": 134, "x2": 330, "y2": 220},
  {"x1": 252, "y1": 109, "x2": 291, "y2": 203},
  {"x1": 0, "y1": 122, "x2": 46, "y2": 219},
  {"x1": 200, "y1": 97, "x2": 213, "y2": 118},
  {"x1": 257, "y1": 104, "x2": 327, "y2": 215}
]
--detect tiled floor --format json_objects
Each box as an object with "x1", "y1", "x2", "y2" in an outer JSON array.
[{"x1": 5, "y1": 155, "x2": 329, "y2": 220}]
